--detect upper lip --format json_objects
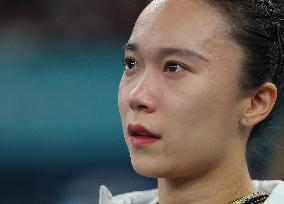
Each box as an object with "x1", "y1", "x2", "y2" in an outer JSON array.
[{"x1": 127, "y1": 123, "x2": 161, "y2": 138}]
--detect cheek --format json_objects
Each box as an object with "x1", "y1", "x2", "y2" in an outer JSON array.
[
  {"x1": 163, "y1": 81, "x2": 214, "y2": 124},
  {"x1": 118, "y1": 77, "x2": 129, "y2": 125},
  {"x1": 163, "y1": 78, "x2": 239, "y2": 147},
  {"x1": 159, "y1": 93, "x2": 234, "y2": 178}
]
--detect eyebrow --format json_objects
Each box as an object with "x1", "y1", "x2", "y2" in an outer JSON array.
[{"x1": 123, "y1": 43, "x2": 209, "y2": 62}]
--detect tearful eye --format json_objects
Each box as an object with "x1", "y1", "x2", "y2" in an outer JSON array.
[
  {"x1": 123, "y1": 58, "x2": 138, "y2": 71},
  {"x1": 165, "y1": 62, "x2": 186, "y2": 72}
]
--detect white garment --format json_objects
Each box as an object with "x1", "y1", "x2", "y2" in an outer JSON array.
[{"x1": 99, "y1": 180, "x2": 284, "y2": 204}]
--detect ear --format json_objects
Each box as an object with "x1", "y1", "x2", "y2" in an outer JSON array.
[{"x1": 240, "y1": 82, "x2": 277, "y2": 128}]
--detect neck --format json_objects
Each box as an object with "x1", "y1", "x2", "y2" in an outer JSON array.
[{"x1": 158, "y1": 151, "x2": 255, "y2": 204}]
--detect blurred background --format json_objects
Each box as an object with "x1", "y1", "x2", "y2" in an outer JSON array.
[{"x1": 0, "y1": 0, "x2": 283, "y2": 203}]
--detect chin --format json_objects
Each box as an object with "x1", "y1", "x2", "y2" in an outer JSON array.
[
  {"x1": 130, "y1": 157, "x2": 172, "y2": 178},
  {"x1": 131, "y1": 155, "x2": 216, "y2": 181},
  {"x1": 132, "y1": 163, "x2": 162, "y2": 178}
]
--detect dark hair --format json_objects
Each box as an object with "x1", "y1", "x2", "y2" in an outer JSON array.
[{"x1": 206, "y1": 0, "x2": 284, "y2": 141}]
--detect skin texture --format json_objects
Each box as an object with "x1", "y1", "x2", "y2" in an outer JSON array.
[{"x1": 118, "y1": 0, "x2": 277, "y2": 203}]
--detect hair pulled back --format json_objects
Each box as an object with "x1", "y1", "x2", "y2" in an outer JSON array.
[{"x1": 207, "y1": 0, "x2": 284, "y2": 141}]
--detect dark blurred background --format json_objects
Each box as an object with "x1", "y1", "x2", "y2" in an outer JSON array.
[{"x1": 0, "y1": 1, "x2": 283, "y2": 204}]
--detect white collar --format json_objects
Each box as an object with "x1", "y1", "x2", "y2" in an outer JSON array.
[{"x1": 99, "y1": 180, "x2": 284, "y2": 204}]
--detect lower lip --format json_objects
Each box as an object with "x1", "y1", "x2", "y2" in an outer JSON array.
[{"x1": 130, "y1": 136, "x2": 160, "y2": 146}]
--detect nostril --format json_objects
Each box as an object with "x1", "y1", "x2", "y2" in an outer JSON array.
[
  {"x1": 137, "y1": 104, "x2": 149, "y2": 111},
  {"x1": 129, "y1": 100, "x2": 147, "y2": 111}
]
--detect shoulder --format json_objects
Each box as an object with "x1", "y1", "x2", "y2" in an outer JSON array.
[
  {"x1": 253, "y1": 180, "x2": 284, "y2": 203},
  {"x1": 99, "y1": 185, "x2": 158, "y2": 204}
]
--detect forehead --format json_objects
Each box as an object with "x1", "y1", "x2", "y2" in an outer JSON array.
[{"x1": 129, "y1": 0, "x2": 231, "y2": 59}]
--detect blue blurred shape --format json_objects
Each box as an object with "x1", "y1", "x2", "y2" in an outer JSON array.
[{"x1": 0, "y1": 42, "x2": 128, "y2": 171}]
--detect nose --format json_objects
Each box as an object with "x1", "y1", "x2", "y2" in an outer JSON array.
[{"x1": 128, "y1": 73, "x2": 158, "y2": 113}]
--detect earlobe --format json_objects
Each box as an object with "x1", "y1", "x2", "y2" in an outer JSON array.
[{"x1": 240, "y1": 82, "x2": 277, "y2": 128}]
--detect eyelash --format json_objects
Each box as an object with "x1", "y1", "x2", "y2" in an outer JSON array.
[
  {"x1": 164, "y1": 61, "x2": 188, "y2": 73},
  {"x1": 123, "y1": 57, "x2": 138, "y2": 72},
  {"x1": 122, "y1": 57, "x2": 189, "y2": 73}
]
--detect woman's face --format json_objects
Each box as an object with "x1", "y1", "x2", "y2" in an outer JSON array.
[{"x1": 118, "y1": 0, "x2": 245, "y2": 179}]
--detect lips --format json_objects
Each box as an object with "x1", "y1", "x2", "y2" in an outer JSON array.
[
  {"x1": 127, "y1": 123, "x2": 161, "y2": 138},
  {"x1": 127, "y1": 123, "x2": 161, "y2": 147}
]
